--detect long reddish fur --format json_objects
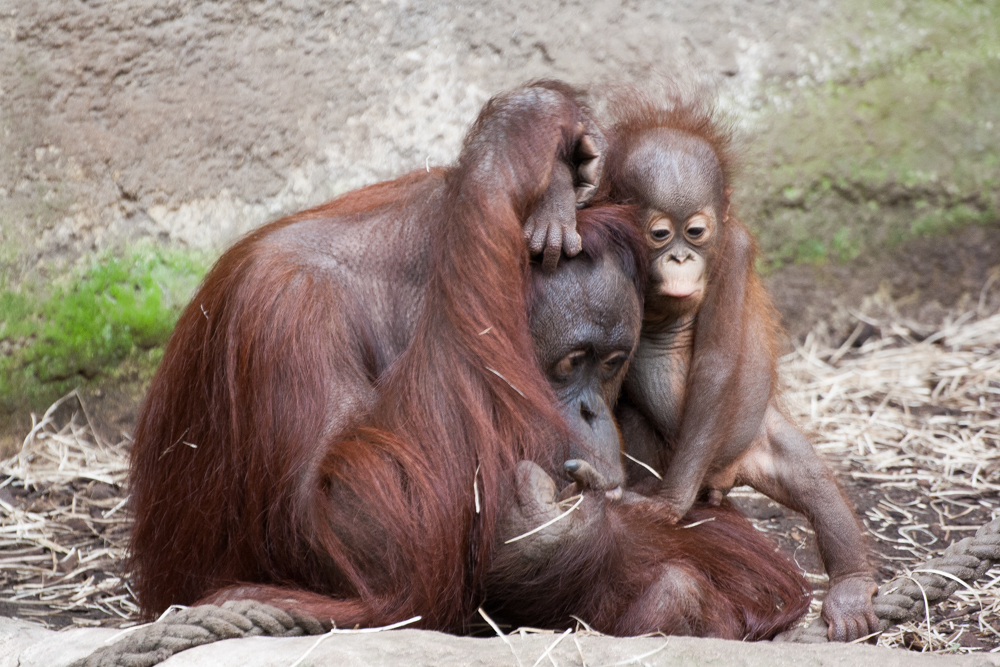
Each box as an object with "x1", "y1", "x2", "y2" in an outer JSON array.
[
  {"x1": 485, "y1": 496, "x2": 809, "y2": 639},
  {"x1": 128, "y1": 82, "x2": 807, "y2": 638},
  {"x1": 129, "y1": 85, "x2": 587, "y2": 631}
]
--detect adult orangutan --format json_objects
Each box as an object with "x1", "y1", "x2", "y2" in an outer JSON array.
[
  {"x1": 602, "y1": 91, "x2": 879, "y2": 641},
  {"x1": 129, "y1": 82, "x2": 605, "y2": 629},
  {"x1": 128, "y1": 82, "x2": 807, "y2": 638}
]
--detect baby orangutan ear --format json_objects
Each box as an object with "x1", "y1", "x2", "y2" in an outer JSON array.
[{"x1": 722, "y1": 187, "x2": 733, "y2": 224}]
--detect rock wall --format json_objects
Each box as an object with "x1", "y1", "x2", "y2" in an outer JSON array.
[{"x1": 0, "y1": 0, "x2": 839, "y2": 278}]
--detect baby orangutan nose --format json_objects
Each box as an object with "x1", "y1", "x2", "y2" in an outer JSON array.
[{"x1": 668, "y1": 247, "x2": 695, "y2": 263}]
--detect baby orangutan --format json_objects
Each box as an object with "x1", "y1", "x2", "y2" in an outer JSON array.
[{"x1": 604, "y1": 95, "x2": 878, "y2": 642}]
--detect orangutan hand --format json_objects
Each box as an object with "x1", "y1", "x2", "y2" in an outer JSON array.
[
  {"x1": 524, "y1": 120, "x2": 605, "y2": 272},
  {"x1": 823, "y1": 574, "x2": 879, "y2": 642},
  {"x1": 489, "y1": 460, "x2": 609, "y2": 583}
]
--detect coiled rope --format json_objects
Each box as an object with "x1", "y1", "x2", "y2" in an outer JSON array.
[
  {"x1": 70, "y1": 518, "x2": 1000, "y2": 663},
  {"x1": 69, "y1": 600, "x2": 326, "y2": 667},
  {"x1": 776, "y1": 516, "x2": 1000, "y2": 643}
]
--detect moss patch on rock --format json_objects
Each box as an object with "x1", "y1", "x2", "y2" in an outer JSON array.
[
  {"x1": 742, "y1": 0, "x2": 1000, "y2": 271},
  {"x1": 0, "y1": 245, "x2": 209, "y2": 429}
]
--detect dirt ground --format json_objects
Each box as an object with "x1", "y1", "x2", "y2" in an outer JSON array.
[{"x1": 768, "y1": 224, "x2": 1000, "y2": 345}]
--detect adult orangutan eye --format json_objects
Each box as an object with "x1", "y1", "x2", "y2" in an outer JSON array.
[
  {"x1": 600, "y1": 352, "x2": 628, "y2": 375},
  {"x1": 554, "y1": 350, "x2": 586, "y2": 378}
]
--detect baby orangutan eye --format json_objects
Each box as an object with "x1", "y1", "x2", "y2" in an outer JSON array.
[
  {"x1": 647, "y1": 216, "x2": 674, "y2": 247},
  {"x1": 684, "y1": 212, "x2": 713, "y2": 245}
]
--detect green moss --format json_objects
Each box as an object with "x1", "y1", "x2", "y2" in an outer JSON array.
[
  {"x1": 0, "y1": 245, "x2": 209, "y2": 413},
  {"x1": 744, "y1": 0, "x2": 1000, "y2": 271},
  {"x1": 0, "y1": 292, "x2": 34, "y2": 341}
]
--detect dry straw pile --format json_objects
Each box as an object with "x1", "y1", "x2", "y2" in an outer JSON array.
[
  {"x1": 0, "y1": 310, "x2": 998, "y2": 652},
  {"x1": 777, "y1": 310, "x2": 1000, "y2": 652},
  {"x1": 0, "y1": 392, "x2": 135, "y2": 626}
]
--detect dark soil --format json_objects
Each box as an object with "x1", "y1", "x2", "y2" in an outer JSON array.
[
  {"x1": 733, "y1": 467, "x2": 1000, "y2": 651},
  {"x1": 768, "y1": 223, "x2": 1000, "y2": 346}
]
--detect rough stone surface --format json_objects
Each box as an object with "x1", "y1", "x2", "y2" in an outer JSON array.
[
  {"x1": 0, "y1": 618, "x2": 117, "y2": 667},
  {"x1": 3, "y1": 619, "x2": 999, "y2": 667},
  {"x1": 0, "y1": 0, "x2": 840, "y2": 275}
]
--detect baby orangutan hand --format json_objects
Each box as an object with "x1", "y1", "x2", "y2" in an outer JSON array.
[
  {"x1": 524, "y1": 120, "x2": 605, "y2": 272},
  {"x1": 823, "y1": 574, "x2": 879, "y2": 642}
]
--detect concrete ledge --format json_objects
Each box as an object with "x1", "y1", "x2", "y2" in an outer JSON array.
[{"x1": 3, "y1": 619, "x2": 997, "y2": 667}]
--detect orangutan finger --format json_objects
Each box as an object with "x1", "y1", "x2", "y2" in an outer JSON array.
[
  {"x1": 826, "y1": 615, "x2": 846, "y2": 643},
  {"x1": 527, "y1": 217, "x2": 549, "y2": 255},
  {"x1": 574, "y1": 183, "x2": 597, "y2": 206},
  {"x1": 577, "y1": 133, "x2": 599, "y2": 160},
  {"x1": 865, "y1": 610, "x2": 881, "y2": 637},
  {"x1": 542, "y1": 223, "x2": 562, "y2": 272},
  {"x1": 562, "y1": 225, "x2": 582, "y2": 257},
  {"x1": 523, "y1": 217, "x2": 537, "y2": 244},
  {"x1": 578, "y1": 158, "x2": 600, "y2": 188},
  {"x1": 564, "y1": 459, "x2": 607, "y2": 491}
]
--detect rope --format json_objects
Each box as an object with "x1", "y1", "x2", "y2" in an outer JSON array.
[
  {"x1": 69, "y1": 600, "x2": 327, "y2": 667},
  {"x1": 775, "y1": 517, "x2": 1000, "y2": 643},
  {"x1": 67, "y1": 517, "x2": 1000, "y2": 661}
]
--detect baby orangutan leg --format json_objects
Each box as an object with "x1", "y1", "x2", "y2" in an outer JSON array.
[{"x1": 741, "y1": 408, "x2": 878, "y2": 642}]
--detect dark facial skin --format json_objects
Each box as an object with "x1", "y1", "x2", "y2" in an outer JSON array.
[
  {"x1": 623, "y1": 129, "x2": 725, "y2": 320},
  {"x1": 488, "y1": 250, "x2": 640, "y2": 587},
  {"x1": 615, "y1": 127, "x2": 878, "y2": 642},
  {"x1": 529, "y1": 252, "x2": 641, "y2": 494}
]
